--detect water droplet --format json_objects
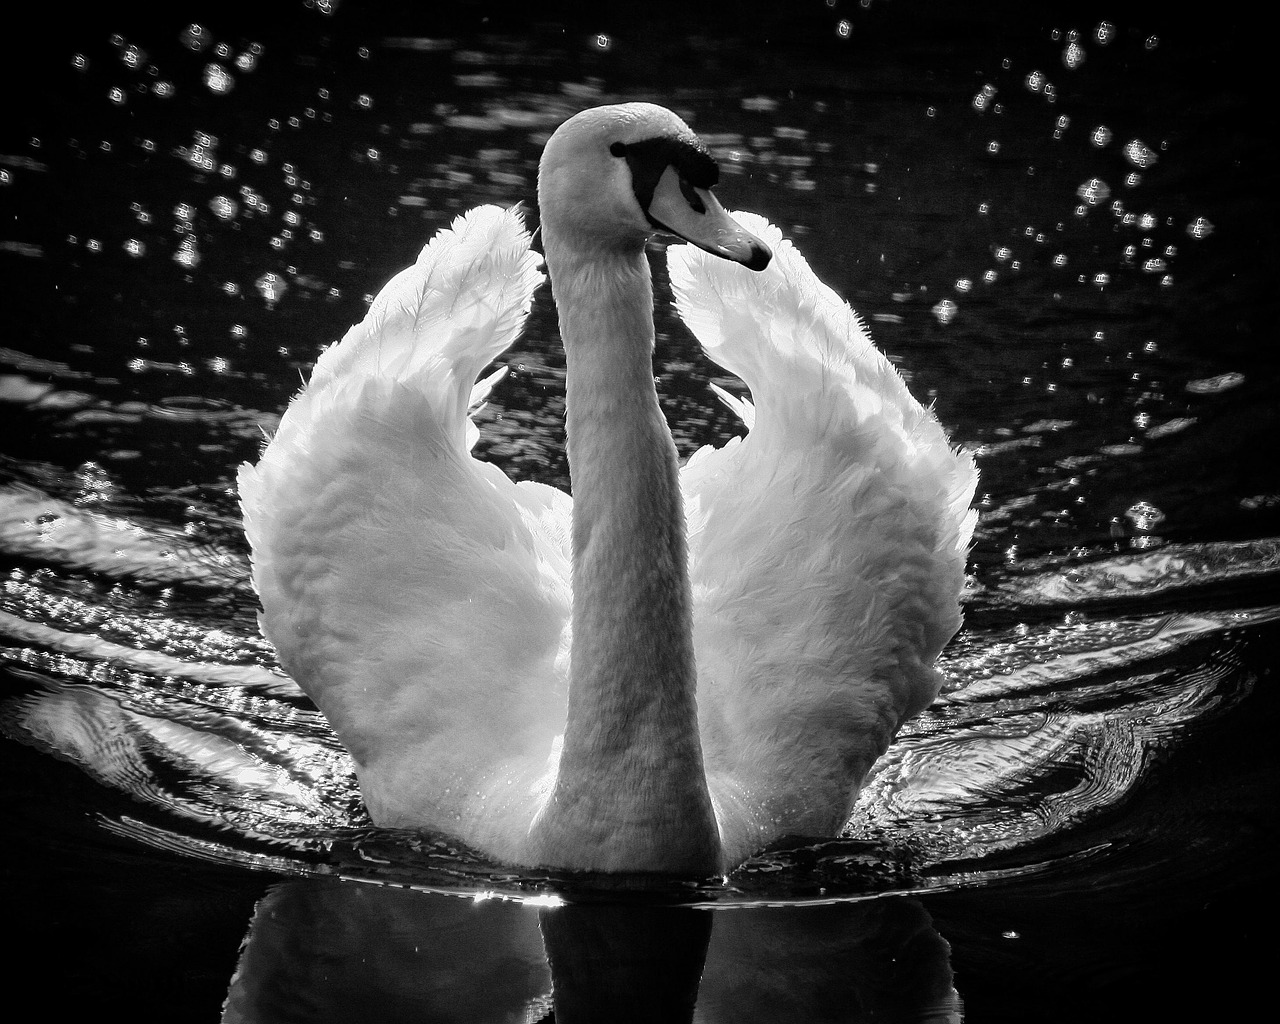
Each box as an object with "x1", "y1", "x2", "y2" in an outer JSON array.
[
  {"x1": 1076, "y1": 178, "x2": 1111, "y2": 205},
  {"x1": 174, "y1": 235, "x2": 201, "y2": 269},
  {"x1": 1123, "y1": 138, "x2": 1157, "y2": 168},
  {"x1": 181, "y1": 24, "x2": 210, "y2": 52},
  {"x1": 208, "y1": 195, "x2": 238, "y2": 221},
  {"x1": 203, "y1": 63, "x2": 234, "y2": 95},
  {"x1": 1186, "y1": 216, "x2": 1214, "y2": 239},
  {"x1": 1124, "y1": 501, "x2": 1165, "y2": 532},
  {"x1": 256, "y1": 272, "x2": 287, "y2": 304}
]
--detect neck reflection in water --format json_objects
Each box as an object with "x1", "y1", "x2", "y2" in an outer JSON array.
[{"x1": 222, "y1": 878, "x2": 960, "y2": 1023}]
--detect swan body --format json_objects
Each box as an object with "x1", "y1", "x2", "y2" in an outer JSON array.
[{"x1": 239, "y1": 103, "x2": 977, "y2": 874}]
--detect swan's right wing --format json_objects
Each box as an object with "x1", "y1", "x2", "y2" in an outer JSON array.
[
  {"x1": 238, "y1": 207, "x2": 571, "y2": 834},
  {"x1": 668, "y1": 216, "x2": 977, "y2": 856}
]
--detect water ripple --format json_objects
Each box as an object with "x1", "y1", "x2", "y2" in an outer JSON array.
[{"x1": 2, "y1": 521, "x2": 1274, "y2": 902}]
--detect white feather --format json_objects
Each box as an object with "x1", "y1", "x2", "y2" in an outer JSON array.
[
  {"x1": 239, "y1": 206, "x2": 571, "y2": 851},
  {"x1": 671, "y1": 215, "x2": 976, "y2": 856},
  {"x1": 239, "y1": 135, "x2": 977, "y2": 870}
]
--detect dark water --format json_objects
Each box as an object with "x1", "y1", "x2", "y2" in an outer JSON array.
[{"x1": 2, "y1": 2, "x2": 1276, "y2": 1020}]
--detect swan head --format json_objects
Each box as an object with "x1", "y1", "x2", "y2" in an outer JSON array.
[{"x1": 538, "y1": 103, "x2": 771, "y2": 271}]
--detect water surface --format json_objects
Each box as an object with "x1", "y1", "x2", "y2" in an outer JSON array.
[{"x1": 1, "y1": 2, "x2": 1275, "y2": 1020}]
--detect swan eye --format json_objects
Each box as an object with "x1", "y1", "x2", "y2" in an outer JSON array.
[{"x1": 609, "y1": 142, "x2": 627, "y2": 157}]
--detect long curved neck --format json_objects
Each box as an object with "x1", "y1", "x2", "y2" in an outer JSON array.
[{"x1": 531, "y1": 235, "x2": 721, "y2": 874}]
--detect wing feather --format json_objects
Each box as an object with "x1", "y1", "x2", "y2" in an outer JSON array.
[
  {"x1": 669, "y1": 215, "x2": 977, "y2": 858},
  {"x1": 238, "y1": 206, "x2": 570, "y2": 835}
]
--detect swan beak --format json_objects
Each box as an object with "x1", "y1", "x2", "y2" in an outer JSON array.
[{"x1": 646, "y1": 166, "x2": 772, "y2": 271}]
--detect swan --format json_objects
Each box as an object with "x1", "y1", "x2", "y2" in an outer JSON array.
[{"x1": 238, "y1": 103, "x2": 977, "y2": 875}]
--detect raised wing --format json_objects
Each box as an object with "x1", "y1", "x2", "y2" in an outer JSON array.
[
  {"x1": 238, "y1": 206, "x2": 571, "y2": 830},
  {"x1": 668, "y1": 215, "x2": 978, "y2": 858}
]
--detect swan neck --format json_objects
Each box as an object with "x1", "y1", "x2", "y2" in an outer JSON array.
[{"x1": 535, "y1": 240, "x2": 720, "y2": 874}]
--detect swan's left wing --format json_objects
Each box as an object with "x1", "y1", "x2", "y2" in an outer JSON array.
[
  {"x1": 238, "y1": 207, "x2": 571, "y2": 839},
  {"x1": 668, "y1": 215, "x2": 978, "y2": 857}
]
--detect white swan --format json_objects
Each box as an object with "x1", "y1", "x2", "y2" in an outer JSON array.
[{"x1": 238, "y1": 103, "x2": 977, "y2": 874}]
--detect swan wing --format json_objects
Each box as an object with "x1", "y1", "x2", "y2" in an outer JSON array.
[
  {"x1": 238, "y1": 206, "x2": 570, "y2": 840},
  {"x1": 668, "y1": 215, "x2": 977, "y2": 857}
]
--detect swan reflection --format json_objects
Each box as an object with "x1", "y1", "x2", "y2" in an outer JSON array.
[{"x1": 222, "y1": 879, "x2": 960, "y2": 1023}]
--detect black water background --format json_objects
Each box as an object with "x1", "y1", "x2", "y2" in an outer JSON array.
[{"x1": 1, "y1": 1, "x2": 1276, "y2": 1019}]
